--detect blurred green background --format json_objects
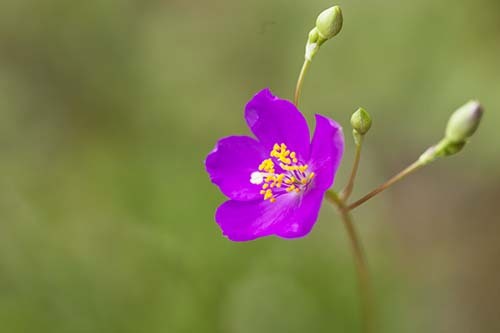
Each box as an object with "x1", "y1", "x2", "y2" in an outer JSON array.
[{"x1": 1, "y1": 0, "x2": 499, "y2": 332}]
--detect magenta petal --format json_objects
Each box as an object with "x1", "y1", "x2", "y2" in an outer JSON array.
[
  {"x1": 309, "y1": 114, "x2": 344, "y2": 190},
  {"x1": 215, "y1": 189, "x2": 325, "y2": 241},
  {"x1": 205, "y1": 136, "x2": 267, "y2": 201},
  {"x1": 245, "y1": 89, "x2": 310, "y2": 160}
]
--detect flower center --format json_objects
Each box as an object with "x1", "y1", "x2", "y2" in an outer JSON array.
[{"x1": 250, "y1": 143, "x2": 314, "y2": 203}]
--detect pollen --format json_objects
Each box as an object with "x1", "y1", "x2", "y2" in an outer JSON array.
[
  {"x1": 263, "y1": 189, "x2": 273, "y2": 200},
  {"x1": 258, "y1": 158, "x2": 275, "y2": 173},
  {"x1": 251, "y1": 143, "x2": 315, "y2": 203},
  {"x1": 270, "y1": 143, "x2": 293, "y2": 165}
]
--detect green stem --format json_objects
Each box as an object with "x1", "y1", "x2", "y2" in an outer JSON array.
[
  {"x1": 348, "y1": 160, "x2": 423, "y2": 211},
  {"x1": 325, "y1": 191, "x2": 374, "y2": 333},
  {"x1": 341, "y1": 136, "x2": 364, "y2": 201},
  {"x1": 294, "y1": 59, "x2": 312, "y2": 106}
]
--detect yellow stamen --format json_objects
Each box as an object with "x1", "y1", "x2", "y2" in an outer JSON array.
[
  {"x1": 264, "y1": 189, "x2": 273, "y2": 200},
  {"x1": 253, "y1": 143, "x2": 314, "y2": 203}
]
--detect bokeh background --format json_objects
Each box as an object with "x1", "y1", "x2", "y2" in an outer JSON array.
[{"x1": 1, "y1": 0, "x2": 499, "y2": 332}]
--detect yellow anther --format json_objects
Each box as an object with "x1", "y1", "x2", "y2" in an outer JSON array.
[
  {"x1": 262, "y1": 183, "x2": 269, "y2": 189},
  {"x1": 264, "y1": 189, "x2": 273, "y2": 200},
  {"x1": 301, "y1": 178, "x2": 307, "y2": 185},
  {"x1": 260, "y1": 190, "x2": 266, "y2": 195},
  {"x1": 286, "y1": 185, "x2": 296, "y2": 193},
  {"x1": 270, "y1": 197, "x2": 276, "y2": 203},
  {"x1": 259, "y1": 158, "x2": 275, "y2": 173},
  {"x1": 295, "y1": 188, "x2": 300, "y2": 193},
  {"x1": 308, "y1": 172, "x2": 315, "y2": 180},
  {"x1": 275, "y1": 174, "x2": 285, "y2": 188}
]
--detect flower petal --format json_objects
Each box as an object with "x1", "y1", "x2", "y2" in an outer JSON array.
[
  {"x1": 245, "y1": 89, "x2": 310, "y2": 160},
  {"x1": 215, "y1": 189, "x2": 325, "y2": 241},
  {"x1": 309, "y1": 114, "x2": 344, "y2": 190},
  {"x1": 205, "y1": 135, "x2": 267, "y2": 201}
]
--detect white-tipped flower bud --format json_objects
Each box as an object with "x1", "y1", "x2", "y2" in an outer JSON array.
[{"x1": 445, "y1": 100, "x2": 483, "y2": 143}]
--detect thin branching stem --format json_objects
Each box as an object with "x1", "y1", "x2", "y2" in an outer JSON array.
[{"x1": 325, "y1": 190, "x2": 374, "y2": 333}]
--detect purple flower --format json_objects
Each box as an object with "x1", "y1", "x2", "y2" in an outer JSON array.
[{"x1": 205, "y1": 89, "x2": 344, "y2": 241}]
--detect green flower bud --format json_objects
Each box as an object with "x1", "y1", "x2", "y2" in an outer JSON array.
[
  {"x1": 315, "y1": 6, "x2": 343, "y2": 40},
  {"x1": 445, "y1": 100, "x2": 483, "y2": 143},
  {"x1": 350, "y1": 107, "x2": 372, "y2": 135}
]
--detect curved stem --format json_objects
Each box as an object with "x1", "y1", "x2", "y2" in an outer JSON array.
[
  {"x1": 341, "y1": 136, "x2": 364, "y2": 201},
  {"x1": 325, "y1": 190, "x2": 374, "y2": 333},
  {"x1": 294, "y1": 59, "x2": 312, "y2": 106},
  {"x1": 348, "y1": 160, "x2": 423, "y2": 211}
]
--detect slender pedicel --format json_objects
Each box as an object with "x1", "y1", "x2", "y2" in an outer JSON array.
[
  {"x1": 348, "y1": 160, "x2": 423, "y2": 211},
  {"x1": 341, "y1": 108, "x2": 372, "y2": 200},
  {"x1": 294, "y1": 59, "x2": 311, "y2": 106}
]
